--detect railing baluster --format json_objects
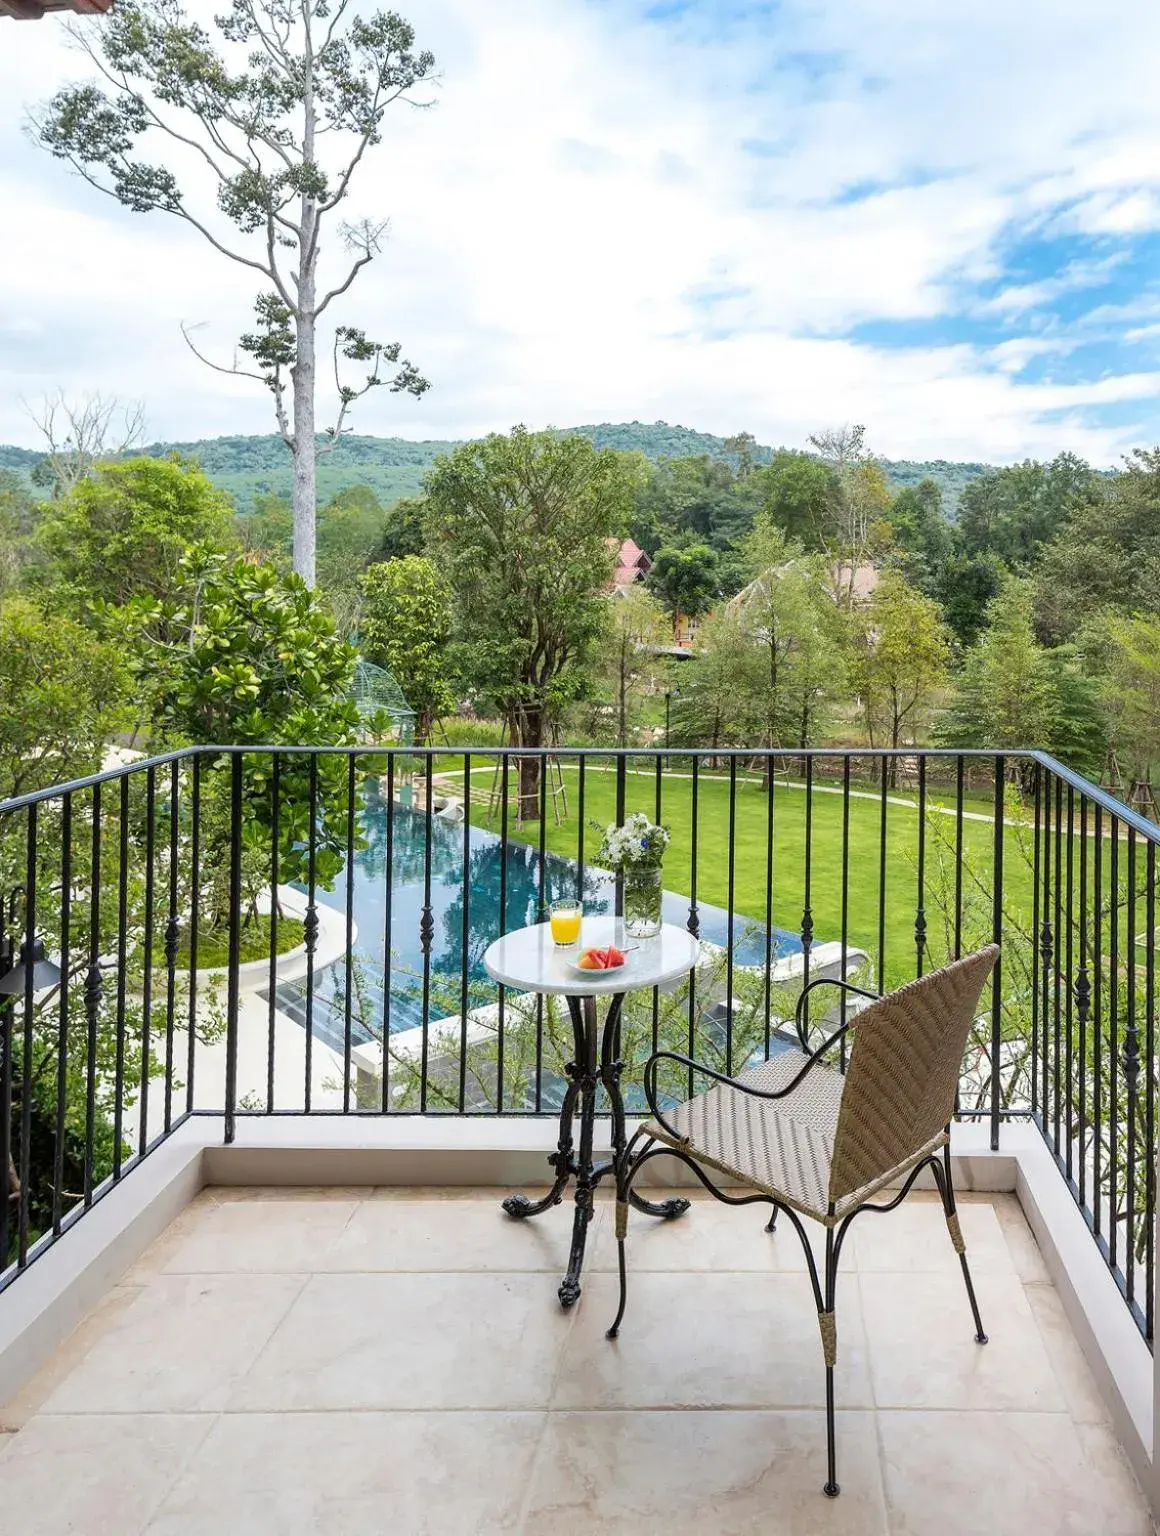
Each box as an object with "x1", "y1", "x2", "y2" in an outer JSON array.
[
  {"x1": 725, "y1": 755, "x2": 736, "y2": 1077},
  {"x1": 18, "y1": 804, "x2": 37, "y2": 1265},
  {"x1": 1109, "y1": 812, "x2": 1120, "y2": 1273},
  {"x1": 83, "y1": 783, "x2": 102, "y2": 1207},
  {"x1": 1075, "y1": 796, "x2": 1090, "y2": 1211},
  {"x1": 878, "y1": 753, "x2": 887, "y2": 993},
  {"x1": 420, "y1": 754, "x2": 434, "y2": 1115},
  {"x1": 1053, "y1": 775, "x2": 1064, "y2": 1155},
  {"x1": 1092, "y1": 804, "x2": 1103, "y2": 1242},
  {"x1": 186, "y1": 755, "x2": 200, "y2": 1116},
  {"x1": 800, "y1": 755, "x2": 814, "y2": 1021},
  {"x1": 1125, "y1": 827, "x2": 1139, "y2": 1309},
  {"x1": 114, "y1": 777, "x2": 129, "y2": 1178},
  {"x1": 0, "y1": 880, "x2": 12, "y2": 1268},
  {"x1": 381, "y1": 753, "x2": 395, "y2": 1115},
  {"x1": 1145, "y1": 840, "x2": 1155, "y2": 1345},
  {"x1": 495, "y1": 754, "x2": 508, "y2": 1114},
  {"x1": 458, "y1": 752, "x2": 471, "y2": 1114},
  {"x1": 266, "y1": 752, "x2": 279, "y2": 1115},
  {"x1": 916, "y1": 756, "x2": 927, "y2": 978},
  {"x1": 164, "y1": 763, "x2": 180, "y2": 1135},
  {"x1": 303, "y1": 754, "x2": 319, "y2": 1115},
  {"x1": 687, "y1": 755, "x2": 700, "y2": 1098},
  {"x1": 534, "y1": 753, "x2": 547, "y2": 1112},
  {"x1": 52, "y1": 794, "x2": 71, "y2": 1236},
  {"x1": 343, "y1": 752, "x2": 357, "y2": 1114},
  {"x1": 224, "y1": 753, "x2": 243, "y2": 1145},
  {"x1": 139, "y1": 765, "x2": 156, "y2": 1156},
  {"x1": 1031, "y1": 765, "x2": 1041, "y2": 1122},
  {"x1": 990, "y1": 758, "x2": 1004, "y2": 1151},
  {"x1": 653, "y1": 754, "x2": 663, "y2": 1060},
  {"x1": 954, "y1": 756, "x2": 964, "y2": 961},
  {"x1": 840, "y1": 755, "x2": 850, "y2": 1064},
  {"x1": 1065, "y1": 785, "x2": 1075, "y2": 1184},
  {"x1": 764, "y1": 751, "x2": 775, "y2": 1059}
]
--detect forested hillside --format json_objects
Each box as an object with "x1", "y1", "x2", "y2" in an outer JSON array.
[{"x1": 0, "y1": 423, "x2": 993, "y2": 512}]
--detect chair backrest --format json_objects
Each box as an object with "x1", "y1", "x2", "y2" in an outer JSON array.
[{"x1": 827, "y1": 946, "x2": 999, "y2": 1208}]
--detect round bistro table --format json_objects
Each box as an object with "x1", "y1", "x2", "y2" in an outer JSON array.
[{"x1": 483, "y1": 915, "x2": 701, "y2": 1307}]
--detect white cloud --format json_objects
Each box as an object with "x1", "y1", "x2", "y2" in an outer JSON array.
[{"x1": 2, "y1": 0, "x2": 1160, "y2": 467}]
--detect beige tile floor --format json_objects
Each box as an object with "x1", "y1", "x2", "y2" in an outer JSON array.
[{"x1": 0, "y1": 1186, "x2": 1155, "y2": 1536}]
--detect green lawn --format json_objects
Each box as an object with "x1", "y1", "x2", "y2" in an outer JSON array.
[{"x1": 448, "y1": 762, "x2": 1040, "y2": 990}]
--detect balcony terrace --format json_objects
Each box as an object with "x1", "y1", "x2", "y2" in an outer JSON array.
[{"x1": 1, "y1": 746, "x2": 1159, "y2": 1532}]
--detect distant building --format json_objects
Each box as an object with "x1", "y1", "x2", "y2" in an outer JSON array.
[
  {"x1": 1, "y1": 0, "x2": 111, "y2": 15},
  {"x1": 608, "y1": 537, "x2": 652, "y2": 593},
  {"x1": 827, "y1": 563, "x2": 879, "y2": 605}
]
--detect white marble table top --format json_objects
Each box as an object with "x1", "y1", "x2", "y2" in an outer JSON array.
[{"x1": 482, "y1": 916, "x2": 700, "y2": 998}]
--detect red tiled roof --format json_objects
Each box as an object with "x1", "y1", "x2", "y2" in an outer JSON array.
[{"x1": 1, "y1": 0, "x2": 110, "y2": 17}]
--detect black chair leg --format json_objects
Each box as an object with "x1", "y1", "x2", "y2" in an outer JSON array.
[
  {"x1": 821, "y1": 1224, "x2": 840, "y2": 1498},
  {"x1": 934, "y1": 1145, "x2": 988, "y2": 1345}
]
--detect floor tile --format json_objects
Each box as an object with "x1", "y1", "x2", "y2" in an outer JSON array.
[
  {"x1": 861, "y1": 1268, "x2": 1067, "y2": 1411},
  {"x1": 321, "y1": 1195, "x2": 596, "y2": 1272},
  {"x1": 879, "y1": 1409, "x2": 1154, "y2": 1536},
  {"x1": 552, "y1": 1269, "x2": 872, "y2": 1410},
  {"x1": 0, "y1": 1414, "x2": 214, "y2": 1536},
  {"x1": 1025, "y1": 1281, "x2": 1111, "y2": 1424},
  {"x1": 160, "y1": 1198, "x2": 359, "y2": 1272},
  {"x1": 143, "y1": 1411, "x2": 542, "y2": 1535},
  {"x1": 522, "y1": 1410, "x2": 887, "y2": 1535},
  {"x1": 42, "y1": 1274, "x2": 306, "y2": 1414},
  {"x1": 0, "y1": 1283, "x2": 144, "y2": 1430},
  {"x1": 848, "y1": 1195, "x2": 1014, "y2": 1274},
  {"x1": 589, "y1": 1192, "x2": 815, "y2": 1272},
  {"x1": 229, "y1": 1272, "x2": 575, "y2": 1411}
]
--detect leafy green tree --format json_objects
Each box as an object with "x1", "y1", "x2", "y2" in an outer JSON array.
[
  {"x1": 854, "y1": 571, "x2": 950, "y2": 776},
  {"x1": 957, "y1": 453, "x2": 1100, "y2": 572},
  {"x1": 123, "y1": 551, "x2": 368, "y2": 919},
  {"x1": 34, "y1": 456, "x2": 235, "y2": 610},
  {"x1": 0, "y1": 470, "x2": 36, "y2": 607},
  {"x1": 668, "y1": 609, "x2": 755, "y2": 753},
  {"x1": 932, "y1": 551, "x2": 1005, "y2": 649},
  {"x1": 1034, "y1": 450, "x2": 1160, "y2": 645},
  {"x1": 647, "y1": 534, "x2": 719, "y2": 626},
  {"x1": 599, "y1": 585, "x2": 669, "y2": 747},
  {"x1": 807, "y1": 425, "x2": 892, "y2": 602},
  {"x1": 939, "y1": 577, "x2": 1103, "y2": 777},
  {"x1": 425, "y1": 427, "x2": 634, "y2": 815},
  {"x1": 751, "y1": 450, "x2": 836, "y2": 545},
  {"x1": 887, "y1": 477, "x2": 953, "y2": 583},
  {"x1": 0, "y1": 598, "x2": 131, "y2": 801},
  {"x1": 33, "y1": 0, "x2": 434, "y2": 586},
  {"x1": 369, "y1": 495, "x2": 428, "y2": 563},
  {"x1": 358, "y1": 557, "x2": 455, "y2": 742},
  {"x1": 1088, "y1": 612, "x2": 1160, "y2": 782}
]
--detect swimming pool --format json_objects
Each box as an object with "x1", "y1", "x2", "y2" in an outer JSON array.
[{"x1": 278, "y1": 787, "x2": 803, "y2": 1051}]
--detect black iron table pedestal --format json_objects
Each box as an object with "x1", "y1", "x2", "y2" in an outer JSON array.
[{"x1": 501, "y1": 990, "x2": 689, "y2": 1307}]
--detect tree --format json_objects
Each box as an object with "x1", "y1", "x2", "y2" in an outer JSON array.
[
  {"x1": 358, "y1": 556, "x2": 455, "y2": 742},
  {"x1": 425, "y1": 427, "x2": 635, "y2": 815},
  {"x1": 1088, "y1": 613, "x2": 1160, "y2": 783},
  {"x1": 751, "y1": 450, "x2": 836, "y2": 546},
  {"x1": 600, "y1": 586, "x2": 668, "y2": 746},
  {"x1": 957, "y1": 454, "x2": 1101, "y2": 572},
  {"x1": 807, "y1": 424, "x2": 892, "y2": 603},
  {"x1": 0, "y1": 598, "x2": 130, "y2": 801},
  {"x1": 34, "y1": 0, "x2": 435, "y2": 586},
  {"x1": 0, "y1": 471, "x2": 36, "y2": 608},
  {"x1": 647, "y1": 535, "x2": 719, "y2": 627},
  {"x1": 668, "y1": 609, "x2": 755, "y2": 754},
  {"x1": 854, "y1": 571, "x2": 950, "y2": 778},
  {"x1": 887, "y1": 477, "x2": 953, "y2": 583},
  {"x1": 368, "y1": 494, "x2": 427, "y2": 563},
  {"x1": 939, "y1": 578, "x2": 1061, "y2": 771},
  {"x1": 25, "y1": 391, "x2": 145, "y2": 497},
  {"x1": 34, "y1": 456, "x2": 236, "y2": 611},
  {"x1": 932, "y1": 551, "x2": 1004, "y2": 649}
]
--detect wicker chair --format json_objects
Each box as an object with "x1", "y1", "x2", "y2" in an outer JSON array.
[{"x1": 607, "y1": 944, "x2": 1000, "y2": 1498}]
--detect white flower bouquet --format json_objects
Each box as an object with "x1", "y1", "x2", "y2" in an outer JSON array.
[{"x1": 596, "y1": 812, "x2": 671, "y2": 875}]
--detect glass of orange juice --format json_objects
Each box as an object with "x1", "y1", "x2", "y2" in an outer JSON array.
[{"x1": 549, "y1": 899, "x2": 583, "y2": 947}]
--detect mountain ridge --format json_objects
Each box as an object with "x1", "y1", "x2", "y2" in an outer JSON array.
[{"x1": 0, "y1": 421, "x2": 994, "y2": 511}]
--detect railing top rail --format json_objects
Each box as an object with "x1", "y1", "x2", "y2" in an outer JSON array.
[{"x1": 0, "y1": 743, "x2": 1152, "y2": 841}]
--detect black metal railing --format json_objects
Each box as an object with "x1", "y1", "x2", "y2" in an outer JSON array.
[{"x1": 0, "y1": 745, "x2": 1155, "y2": 1346}]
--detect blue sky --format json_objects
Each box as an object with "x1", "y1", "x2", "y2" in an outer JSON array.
[{"x1": 3, "y1": 0, "x2": 1160, "y2": 463}]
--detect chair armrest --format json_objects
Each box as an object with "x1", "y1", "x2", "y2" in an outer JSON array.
[
  {"x1": 642, "y1": 1026, "x2": 855, "y2": 1145},
  {"x1": 793, "y1": 977, "x2": 880, "y2": 1050}
]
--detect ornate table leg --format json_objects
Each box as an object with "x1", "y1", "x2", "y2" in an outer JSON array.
[
  {"x1": 601, "y1": 993, "x2": 690, "y2": 1223},
  {"x1": 557, "y1": 994, "x2": 599, "y2": 1307}
]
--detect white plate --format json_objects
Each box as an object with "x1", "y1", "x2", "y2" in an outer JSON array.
[{"x1": 566, "y1": 954, "x2": 628, "y2": 977}]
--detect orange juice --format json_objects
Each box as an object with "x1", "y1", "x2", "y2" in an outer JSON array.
[{"x1": 549, "y1": 902, "x2": 582, "y2": 946}]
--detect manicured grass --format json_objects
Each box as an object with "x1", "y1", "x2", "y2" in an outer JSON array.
[
  {"x1": 176, "y1": 913, "x2": 305, "y2": 969},
  {"x1": 468, "y1": 763, "x2": 1038, "y2": 989}
]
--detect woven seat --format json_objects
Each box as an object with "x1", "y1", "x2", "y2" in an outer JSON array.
[{"x1": 611, "y1": 945, "x2": 1001, "y2": 1500}]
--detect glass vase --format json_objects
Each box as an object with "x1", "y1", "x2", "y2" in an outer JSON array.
[{"x1": 623, "y1": 866, "x2": 663, "y2": 939}]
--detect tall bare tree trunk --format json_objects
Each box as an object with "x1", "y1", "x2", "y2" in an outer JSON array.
[{"x1": 514, "y1": 704, "x2": 543, "y2": 822}]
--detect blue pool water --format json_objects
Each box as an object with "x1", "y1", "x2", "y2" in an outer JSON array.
[{"x1": 286, "y1": 787, "x2": 802, "y2": 1049}]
